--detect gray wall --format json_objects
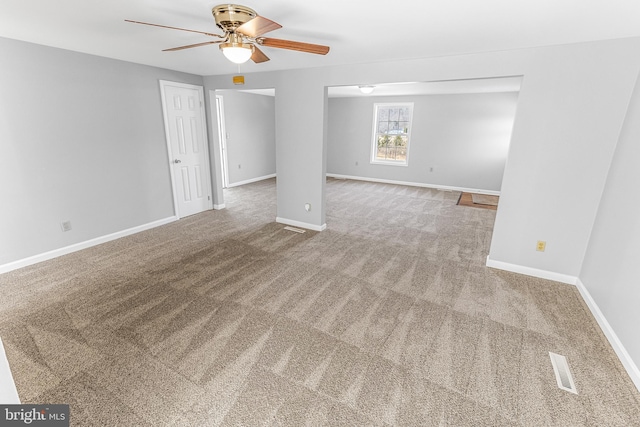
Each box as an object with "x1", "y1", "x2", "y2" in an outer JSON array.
[
  {"x1": 0, "y1": 37, "x2": 204, "y2": 265},
  {"x1": 580, "y1": 71, "x2": 640, "y2": 375},
  {"x1": 275, "y1": 70, "x2": 329, "y2": 228},
  {"x1": 204, "y1": 38, "x2": 640, "y2": 260},
  {"x1": 216, "y1": 90, "x2": 275, "y2": 185},
  {"x1": 488, "y1": 39, "x2": 640, "y2": 278},
  {"x1": 327, "y1": 92, "x2": 518, "y2": 192},
  {"x1": 205, "y1": 37, "x2": 640, "y2": 379}
]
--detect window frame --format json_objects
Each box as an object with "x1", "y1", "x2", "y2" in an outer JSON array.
[{"x1": 370, "y1": 102, "x2": 414, "y2": 166}]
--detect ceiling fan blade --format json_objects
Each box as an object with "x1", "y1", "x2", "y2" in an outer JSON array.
[
  {"x1": 125, "y1": 19, "x2": 224, "y2": 38},
  {"x1": 237, "y1": 16, "x2": 282, "y2": 38},
  {"x1": 163, "y1": 41, "x2": 223, "y2": 52},
  {"x1": 258, "y1": 38, "x2": 330, "y2": 55},
  {"x1": 251, "y1": 46, "x2": 270, "y2": 63}
]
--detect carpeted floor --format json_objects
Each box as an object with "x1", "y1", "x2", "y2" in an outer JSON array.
[{"x1": 0, "y1": 177, "x2": 639, "y2": 426}]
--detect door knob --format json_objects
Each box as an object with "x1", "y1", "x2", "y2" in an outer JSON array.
[{"x1": 174, "y1": 159, "x2": 182, "y2": 164}]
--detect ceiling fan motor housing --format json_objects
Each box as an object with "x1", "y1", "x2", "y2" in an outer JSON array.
[
  {"x1": 219, "y1": 33, "x2": 254, "y2": 53},
  {"x1": 212, "y1": 4, "x2": 257, "y2": 33}
]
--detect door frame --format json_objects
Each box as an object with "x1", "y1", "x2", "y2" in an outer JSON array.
[
  {"x1": 159, "y1": 80, "x2": 213, "y2": 218},
  {"x1": 215, "y1": 94, "x2": 230, "y2": 188}
]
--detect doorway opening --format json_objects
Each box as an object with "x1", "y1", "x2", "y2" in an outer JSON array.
[{"x1": 211, "y1": 88, "x2": 276, "y2": 212}]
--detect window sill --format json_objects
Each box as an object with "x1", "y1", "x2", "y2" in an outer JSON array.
[{"x1": 370, "y1": 160, "x2": 409, "y2": 167}]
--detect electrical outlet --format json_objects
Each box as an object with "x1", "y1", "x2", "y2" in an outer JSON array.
[
  {"x1": 355, "y1": 161, "x2": 359, "y2": 166},
  {"x1": 61, "y1": 221, "x2": 72, "y2": 232},
  {"x1": 238, "y1": 164, "x2": 241, "y2": 169},
  {"x1": 536, "y1": 240, "x2": 546, "y2": 252}
]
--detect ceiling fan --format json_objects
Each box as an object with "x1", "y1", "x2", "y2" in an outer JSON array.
[{"x1": 126, "y1": 4, "x2": 330, "y2": 64}]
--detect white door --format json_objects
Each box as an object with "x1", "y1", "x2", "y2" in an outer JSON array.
[
  {"x1": 215, "y1": 95, "x2": 230, "y2": 188},
  {"x1": 160, "y1": 81, "x2": 212, "y2": 218}
]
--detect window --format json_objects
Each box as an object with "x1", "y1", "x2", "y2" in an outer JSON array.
[{"x1": 371, "y1": 103, "x2": 413, "y2": 165}]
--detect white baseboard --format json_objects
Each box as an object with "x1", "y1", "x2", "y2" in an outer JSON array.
[
  {"x1": 276, "y1": 217, "x2": 326, "y2": 232},
  {"x1": 575, "y1": 279, "x2": 640, "y2": 392},
  {"x1": 326, "y1": 173, "x2": 500, "y2": 196},
  {"x1": 0, "y1": 216, "x2": 178, "y2": 275},
  {"x1": 0, "y1": 338, "x2": 20, "y2": 404},
  {"x1": 227, "y1": 173, "x2": 276, "y2": 188},
  {"x1": 213, "y1": 204, "x2": 226, "y2": 210},
  {"x1": 485, "y1": 256, "x2": 577, "y2": 285}
]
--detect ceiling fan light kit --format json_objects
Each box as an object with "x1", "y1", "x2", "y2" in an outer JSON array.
[
  {"x1": 126, "y1": 4, "x2": 330, "y2": 65},
  {"x1": 221, "y1": 45, "x2": 253, "y2": 63},
  {"x1": 220, "y1": 34, "x2": 254, "y2": 64}
]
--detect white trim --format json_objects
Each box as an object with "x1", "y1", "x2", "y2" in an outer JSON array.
[
  {"x1": 369, "y1": 159, "x2": 409, "y2": 167},
  {"x1": 227, "y1": 174, "x2": 277, "y2": 188},
  {"x1": 0, "y1": 338, "x2": 20, "y2": 404},
  {"x1": 213, "y1": 204, "x2": 226, "y2": 210},
  {"x1": 485, "y1": 256, "x2": 577, "y2": 285},
  {"x1": 213, "y1": 93, "x2": 230, "y2": 189},
  {"x1": 0, "y1": 217, "x2": 178, "y2": 275},
  {"x1": 276, "y1": 217, "x2": 326, "y2": 232},
  {"x1": 575, "y1": 278, "x2": 640, "y2": 392},
  {"x1": 326, "y1": 173, "x2": 501, "y2": 196},
  {"x1": 159, "y1": 80, "x2": 214, "y2": 218}
]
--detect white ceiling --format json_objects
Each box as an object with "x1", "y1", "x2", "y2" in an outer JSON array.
[{"x1": 1, "y1": 0, "x2": 640, "y2": 76}]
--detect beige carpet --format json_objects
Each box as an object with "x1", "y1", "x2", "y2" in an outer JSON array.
[{"x1": 0, "y1": 177, "x2": 639, "y2": 426}]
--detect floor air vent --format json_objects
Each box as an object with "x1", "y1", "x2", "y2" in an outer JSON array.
[
  {"x1": 549, "y1": 352, "x2": 578, "y2": 394},
  {"x1": 283, "y1": 226, "x2": 306, "y2": 233}
]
